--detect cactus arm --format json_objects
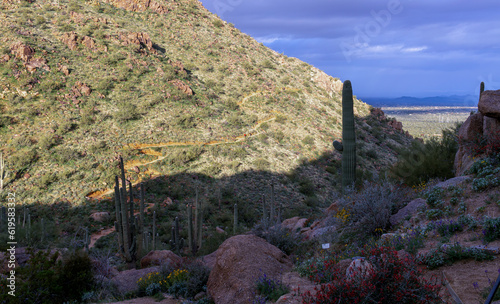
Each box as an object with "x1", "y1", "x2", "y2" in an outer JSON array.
[{"x1": 333, "y1": 140, "x2": 343, "y2": 152}]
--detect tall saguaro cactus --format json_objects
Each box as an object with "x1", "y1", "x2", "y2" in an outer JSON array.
[
  {"x1": 114, "y1": 156, "x2": 143, "y2": 263},
  {"x1": 187, "y1": 186, "x2": 203, "y2": 255},
  {"x1": 0, "y1": 152, "x2": 7, "y2": 191},
  {"x1": 480, "y1": 82, "x2": 485, "y2": 101},
  {"x1": 333, "y1": 80, "x2": 356, "y2": 192}
]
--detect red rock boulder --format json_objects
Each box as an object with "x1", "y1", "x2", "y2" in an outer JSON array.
[{"x1": 207, "y1": 235, "x2": 292, "y2": 304}]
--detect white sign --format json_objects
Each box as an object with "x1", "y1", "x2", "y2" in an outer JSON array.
[{"x1": 321, "y1": 243, "x2": 330, "y2": 249}]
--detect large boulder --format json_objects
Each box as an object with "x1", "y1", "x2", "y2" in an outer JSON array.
[
  {"x1": 390, "y1": 198, "x2": 426, "y2": 226},
  {"x1": 207, "y1": 235, "x2": 292, "y2": 304},
  {"x1": 90, "y1": 211, "x2": 111, "y2": 222},
  {"x1": 434, "y1": 176, "x2": 472, "y2": 189},
  {"x1": 458, "y1": 112, "x2": 484, "y2": 142},
  {"x1": 483, "y1": 116, "x2": 500, "y2": 148},
  {"x1": 454, "y1": 146, "x2": 477, "y2": 176},
  {"x1": 140, "y1": 250, "x2": 182, "y2": 268},
  {"x1": 454, "y1": 112, "x2": 485, "y2": 176},
  {"x1": 479, "y1": 90, "x2": 500, "y2": 118},
  {"x1": 111, "y1": 266, "x2": 160, "y2": 294}
]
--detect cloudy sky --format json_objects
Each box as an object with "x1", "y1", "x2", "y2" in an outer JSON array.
[{"x1": 198, "y1": 0, "x2": 500, "y2": 99}]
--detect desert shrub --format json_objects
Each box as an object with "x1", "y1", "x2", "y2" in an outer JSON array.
[
  {"x1": 301, "y1": 246, "x2": 443, "y2": 304},
  {"x1": 298, "y1": 179, "x2": 315, "y2": 196},
  {"x1": 339, "y1": 181, "x2": 410, "y2": 242},
  {"x1": 89, "y1": 140, "x2": 107, "y2": 153},
  {"x1": 174, "y1": 114, "x2": 196, "y2": 129},
  {"x1": 482, "y1": 217, "x2": 500, "y2": 243},
  {"x1": 378, "y1": 228, "x2": 425, "y2": 255},
  {"x1": 55, "y1": 120, "x2": 76, "y2": 136},
  {"x1": 253, "y1": 223, "x2": 301, "y2": 255},
  {"x1": 38, "y1": 134, "x2": 59, "y2": 150},
  {"x1": 115, "y1": 102, "x2": 139, "y2": 123},
  {"x1": 253, "y1": 158, "x2": 270, "y2": 170},
  {"x1": 38, "y1": 173, "x2": 58, "y2": 188},
  {"x1": 12, "y1": 135, "x2": 32, "y2": 147},
  {"x1": 50, "y1": 147, "x2": 80, "y2": 163},
  {"x1": 137, "y1": 262, "x2": 209, "y2": 299},
  {"x1": 260, "y1": 60, "x2": 275, "y2": 69},
  {"x1": 390, "y1": 125, "x2": 459, "y2": 186},
  {"x1": 275, "y1": 115, "x2": 286, "y2": 124},
  {"x1": 227, "y1": 112, "x2": 243, "y2": 127},
  {"x1": 271, "y1": 130, "x2": 285, "y2": 142},
  {"x1": 94, "y1": 76, "x2": 115, "y2": 93},
  {"x1": 164, "y1": 146, "x2": 204, "y2": 167},
  {"x1": 212, "y1": 19, "x2": 224, "y2": 28},
  {"x1": 302, "y1": 135, "x2": 315, "y2": 146},
  {"x1": 9, "y1": 149, "x2": 37, "y2": 171},
  {"x1": 254, "y1": 274, "x2": 289, "y2": 301},
  {"x1": 466, "y1": 155, "x2": 500, "y2": 191},
  {"x1": 417, "y1": 243, "x2": 494, "y2": 269}
]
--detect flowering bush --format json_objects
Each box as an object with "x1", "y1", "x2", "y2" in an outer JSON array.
[
  {"x1": 137, "y1": 269, "x2": 189, "y2": 296},
  {"x1": 254, "y1": 274, "x2": 289, "y2": 302},
  {"x1": 301, "y1": 246, "x2": 443, "y2": 304},
  {"x1": 482, "y1": 217, "x2": 500, "y2": 243}
]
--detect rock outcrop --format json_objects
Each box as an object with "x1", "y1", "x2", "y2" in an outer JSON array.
[
  {"x1": 90, "y1": 211, "x2": 111, "y2": 222},
  {"x1": 207, "y1": 235, "x2": 292, "y2": 304},
  {"x1": 479, "y1": 90, "x2": 500, "y2": 118},
  {"x1": 140, "y1": 250, "x2": 182, "y2": 268},
  {"x1": 455, "y1": 89, "x2": 500, "y2": 176},
  {"x1": 101, "y1": 0, "x2": 169, "y2": 14},
  {"x1": 389, "y1": 198, "x2": 426, "y2": 227}
]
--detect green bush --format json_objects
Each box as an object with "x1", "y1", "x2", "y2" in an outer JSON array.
[{"x1": 390, "y1": 125, "x2": 459, "y2": 186}]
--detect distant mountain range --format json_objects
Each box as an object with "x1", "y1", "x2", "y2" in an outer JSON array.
[{"x1": 360, "y1": 95, "x2": 479, "y2": 107}]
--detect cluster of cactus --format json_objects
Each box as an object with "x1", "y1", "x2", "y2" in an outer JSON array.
[
  {"x1": 169, "y1": 216, "x2": 184, "y2": 255},
  {"x1": 114, "y1": 156, "x2": 144, "y2": 263},
  {"x1": 0, "y1": 152, "x2": 7, "y2": 191},
  {"x1": 261, "y1": 183, "x2": 281, "y2": 226},
  {"x1": 333, "y1": 80, "x2": 356, "y2": 192},
  {"x1": 186, "y1": 186, "x2": 203, "y2": 255}
]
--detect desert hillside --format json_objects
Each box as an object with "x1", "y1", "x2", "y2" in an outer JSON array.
[{"x1": 0, "y1": 0, "x2": 412, "y2": 210}]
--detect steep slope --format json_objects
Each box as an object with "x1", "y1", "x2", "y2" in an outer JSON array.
[{"x1": 0, "y1": 0, "x2": 412, "y2": 207}]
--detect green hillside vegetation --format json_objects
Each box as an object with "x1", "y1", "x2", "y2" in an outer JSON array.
[{"x1": 0, "y1": 0, "x2": 412, "y2": 209}]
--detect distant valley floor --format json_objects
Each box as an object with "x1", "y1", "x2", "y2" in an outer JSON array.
[{"x1": 381, "y1": 106, "x2": 476, "y2": 139}]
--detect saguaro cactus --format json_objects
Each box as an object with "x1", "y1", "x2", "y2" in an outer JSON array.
[
  {"x1": 333, "y1": 80, "x2": 356, "y2": 192},
  {"x1": 233, "y1": 203, "x2": 238, "y2": 234},
  {"x1": 187, "y1": 187, "x2": 203, "y2": 255},
  {"x1": 0, "y1": 152, "x2": 7, "y2": 191},
  {"x1": 114, "y1": 156, "x2": 143, "y2": 263},
  {"x1": 169, "y1": 216, "x2": 184, "y2": 254},
  {"x1": 480, "y1": 82, "x2": 485, "y2": 101}
]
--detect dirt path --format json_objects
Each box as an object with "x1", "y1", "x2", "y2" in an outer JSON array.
[
  {"x1": 89, "y1": 227, "x2": 115, "y2": 248},
  {"x1": 85, "y1": 88, "x2": 289, "y2": 201},
  {"x1": 89, "y1": 203, "x2": 155, "y2": 248}
]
